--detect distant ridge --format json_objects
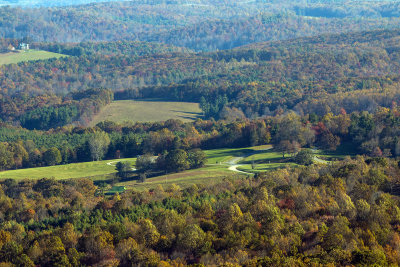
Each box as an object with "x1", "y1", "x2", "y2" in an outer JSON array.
[{"x1": 0, "y1": 0, "x2": 131, "y2": 7}]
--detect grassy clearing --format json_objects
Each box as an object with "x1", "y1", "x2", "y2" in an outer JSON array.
[
  {"x1": 0, "y1": 144, "x2": 347, "y2": 191},
  {"x1": 205, "y1": 147, "x2": 254, "y2": 164},
  {"x1": 119, "y1": 164, "x2": 245, "y2": 191},
  {"x1": 237, "y1": 145, "x2": 297, "y2": 173},
  {"x1": 236, "y1": 145, "x2": 348, "y2": 173},
  {"x1": 89, "y1": 99, "x2": 203, "y2": 125},
  {"x1": 0, "y1": 50, "x2": 67, "y2": 65},
  {"x1": 0, "y1": 158, "x2": 136, "y2": 180},
  {"x1": 237, "y1": 163, "x2": 298, "y2": 173},
  {"x1": 105, "y1": 186, "x2": 127, "y2": 195},
  {"x1": 240, "y1": 146, "x2": 280, "y2": 163}
]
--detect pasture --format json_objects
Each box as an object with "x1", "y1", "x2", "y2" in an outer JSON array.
[
  {"x1": 89, "y1": 99, "x2": 203, "y2": 125},
  {"x1": 0, "y1": 50, "x2": 67, "y2": 65},
  {"x1": 0, "y1": 145, "x2": 346, "y2": 192},
  {"x1": 117, "y1": 164, "x2": 242, "y2": 191},
  {"x1": 0, "y1": 158, "x2": 136, "y2": 180}
]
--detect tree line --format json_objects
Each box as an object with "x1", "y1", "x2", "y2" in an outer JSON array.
[
  {"x1": 0, "y1": 88, "x2": 113, "y2": 130},
  {"x1": 1, "y1": 107, "x2": 400, "y2": 170}
]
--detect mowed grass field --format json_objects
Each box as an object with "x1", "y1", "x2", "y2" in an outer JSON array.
[
  {"x1": 0, "y1": 145, "x2": 347, "y2": 191},
  {"x1": 0, "y1": 50, "x2": 67, "y2": 65},
  {"x1": 120, "y1": 147, "x2": 257, "y2": 191},
  {"x1": 204, "y1": 147, "x2": 255, "y2": 164},
  {"x1": 0, "y1": 147, "x2": 252, "y2": 191},
  {"x1": 89, "y1": 99, "x2": 203, "y2": 125},
  {"x1": 0, "y1": 158, "x2": 136, "y2": 180},
  {"x1": 118, "y1": 165, "x2": 242, "y2": 191}
]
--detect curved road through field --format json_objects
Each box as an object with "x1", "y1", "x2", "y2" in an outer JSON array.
[
  {"x1": 225, "y1": 148, "x2": 329, "y2": 174},
  {"x1": 224, "y1": 148, "x2": 272, "y2": 175},
  {"x1": 104, "y1": 148, "x2": 328, "y2": 176},
  {"x1": 226, "y1": 157, "x2": 251, "y2": 174}
]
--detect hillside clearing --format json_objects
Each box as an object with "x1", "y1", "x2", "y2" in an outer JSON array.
[
  {"x1": 118, "y1": 165, "x2": 242, "y2": 191},
  {"x1": 0, "y1": 50, "x2": 67, "y2": 65},
  {"x1": 0, "y1": 158, "x2": 136, "y2": 180},
  {"x1": 89, "y1": 99, "x2": 203, "y2": 125},
  {"x1": 0, "y1": 145, "x2": 346, "y2": 191}
]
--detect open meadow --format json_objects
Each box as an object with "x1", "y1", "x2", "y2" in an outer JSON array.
[
  {"x1": 0, "y1": 145, "x2": 346, "y2": 192},
  {"x1": 117, "y1": 164, "x2": 244, "y2": 191},
  {"x1": 0, "y1": 50, "x2": 67, "y2": 65},
  {"x1": 0, "y1": 158, "x2": 136, "y2": 180},
  {"x1": 89, "y1": 99, "x2": 203, "y2": 125}
]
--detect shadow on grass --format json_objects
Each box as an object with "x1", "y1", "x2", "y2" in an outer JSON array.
[
  {"x1": 241, "y1": 157, "x2": 291, "y2": 165},
  {"x1": 177, "y1": 115, "x2": 202, "y2": 120},
  {"x1": 135, "y1": 98, "x2": 198, "y2": 104},
  {"x1": 92, "y1": 173, "x2": 138, "y2": 186},
  {"x1": 170, "y1": 110, "x2": 203, "y2": 115},
  {"x1": 207, "y1": 148, "x2": 255, "y2": 159},
  {"x1": 322, "y1": 142, "x2": 358, "y2": 157},
  {"x1": 240, "y1": 148, "x2": 289, "y2": 164},
  {"x1": 93, "y1": 170, "x2": 169, "y2": 187},
  {"x1": 238, "y1": 164, "x2": 293, "y2": 174}
]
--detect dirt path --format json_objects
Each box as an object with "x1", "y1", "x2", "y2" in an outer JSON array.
[
  {"x1": 226, "y1": 157, "x2": 251, "y2": 174},
  {"x1": 224, "y1": 148, "x2": 272, "y2": 174}
]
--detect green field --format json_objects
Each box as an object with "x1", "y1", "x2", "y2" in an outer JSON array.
[
  {"x1": 0, "y1": 147, "x2": 252, "y2": 191},
  {"x1": 89, "y1": 99, "x2": 203, "y2": 125},
  {"x1": 0, "y1": 50, "x2": 67, "y2": 65},
  {"x1": 0, "y1": 145, "x2": 346, "y2": 191},
  {"x1": 0, "y1": 158, "x2": 136, "y2": 180},
  {"x1": 118, "y1": 147, "x2": 266, "y2": 191},
  {"x1": 204, "y1": 147, "x2": 255, "y2": 164},
  {"x1": 117, "y1": 164, "x2": 242, "y2": 191}
]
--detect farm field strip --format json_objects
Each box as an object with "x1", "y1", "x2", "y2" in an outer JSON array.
[
  {"x1": 0, "y1": 158, "x2": 136, "y2": 180},
  {"x1": 89, "y1": 99, "x2": 203, "y2": 125},
  {"x1": 118, "y1": 165, "x2": 238, "y2": 191},
  {"x1": 0, "y1": 145, "x2": 343, "y2": 190},
  {"x1": 0, "y1": 50, "x2": 67, "y2": 65}
]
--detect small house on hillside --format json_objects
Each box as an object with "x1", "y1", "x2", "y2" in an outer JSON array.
[
  {"x1": 7, "y1": 44, "x2": 15, "y2": 51},
  {"x1": 18, "y1": 43, "x2": 29, "y2": 50}
]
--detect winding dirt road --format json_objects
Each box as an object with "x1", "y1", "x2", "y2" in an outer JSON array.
[
  {"x1": 226, "y1": 157, "x2": 251, "y2": 174},
  {"x1": 224, "y1": 148, "x2": 272, "y2": 175}
]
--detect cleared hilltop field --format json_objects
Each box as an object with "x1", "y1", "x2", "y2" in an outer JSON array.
[
  {"x1": 89, "y1": 99, "x2": 203, "y2": 125},
  {"x1": 0, "y1": 50, "x2": 67, "y2": 65},
  {"x1": 0, "y1": 158, "x2": 136, "y2": 180},
  {"x1": 0, "y1": 145, "x2": 347, "y2": 192}
]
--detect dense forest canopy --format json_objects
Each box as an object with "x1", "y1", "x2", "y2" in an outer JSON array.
[
  {"x1": 1, "y1": 0, "x2": 400, "y2": 50},
  {"x1": 1, "y1": 158, "x2": 400, "y2": 266},
  {"x1": 0, "y1": 0, "x2": 131, "y2": 7},
  {"x1": 2, "y1": 29, "x2": 400, "y2": 128}
]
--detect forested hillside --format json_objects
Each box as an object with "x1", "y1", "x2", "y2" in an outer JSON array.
[
  {"x1": 0, "y1": 0, "x2": 130, "y2": 7},
  {"x1": 2, "y1": 0, "x2": 400, "y2": 51},
  {"x1": 38, "y1": 41, "x2": 191, "y2": 57},
  {"x1": 1, "y1": 1, "x2": 400, "y2": 266},
  {"x1": 1, "y1": 157, "x2": 400, "y2": 265},
  {"x1": 2, "y1": 29, "x2": 400, "y2": 129}
]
